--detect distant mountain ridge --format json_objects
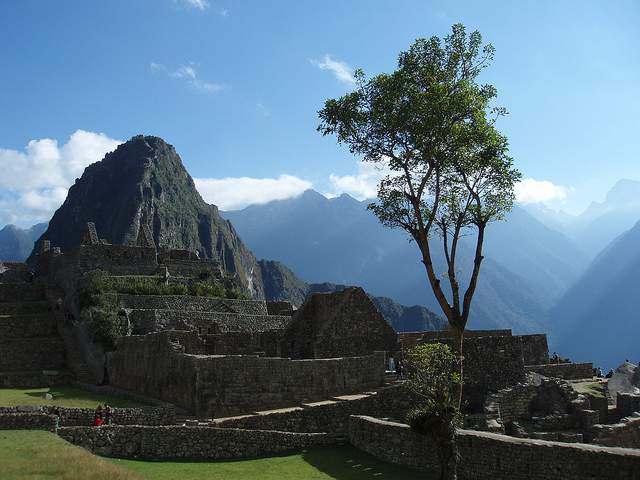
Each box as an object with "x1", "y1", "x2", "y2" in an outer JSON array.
[
  {"x1": 259, "y1": 259, "x2": 446, "y2": 333},
  {"x1": 0, "y1": 223, "x2": 48, "y2": 261},
  {"x1": 524, "y1": 179, "x2": 640, "y2": 257},
  {"x1": 551, "y1": 219, "x2": 640, "y2": 369},
  {"x1": 224, "y1": 189, "x2": 588, "y2": 332}
]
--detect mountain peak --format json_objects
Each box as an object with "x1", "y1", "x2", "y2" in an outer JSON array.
[
  {"x1": 28, "y1": 136, "x2": 263, "y2": 298},
  {"x1": 605, "y1": 178, "x2": 640, "y2": 205}
]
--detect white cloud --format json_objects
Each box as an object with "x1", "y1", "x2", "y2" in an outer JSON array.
[
  {"x1": 152, "y1": 62, "x2": 224, "y2": 93},
  {"x1": 327, "y1": 161, "x2": 389, "y2": 200},
  {"x1": 515, "y1": 178, "x2": 569, "y2": 204},
  {"x1": 312, "y1": 55, "x2": 356, "y2": 85},
  {"x1": 194, "y1": 175, "x2": 312, "y2": 211},
  {"x1": 0, "y1": 130, "x2": 121, "y2": 227},
  {"x1": 180, "y1": 0, "x2": 209, "y2": 10}
]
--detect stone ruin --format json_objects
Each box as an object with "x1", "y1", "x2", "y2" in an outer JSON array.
[{"x1": 1, "y1": 221, "x2": 639, "y2": 478}]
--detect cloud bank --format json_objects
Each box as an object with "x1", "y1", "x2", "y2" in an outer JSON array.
[
  {"x1": 327, "y1": 161, "x2": 389, "y2": 200},
  {"x1": 0, "y1": 130, "x2": 121, "y2": 227},
  {"x1": 194, "y1": 175, "x2": 312, "y2": 211},
  {"x1": 515, "y1": 178, "x2": 569, "y2": 204}
]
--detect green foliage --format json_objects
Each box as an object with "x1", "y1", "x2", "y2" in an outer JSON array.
[
  {"x1": 87, "y1": 307, "x2": 127, "y2": 351},
  {"x1": 405, "y1": 343, "x2": 462, "y2": 478},
  {"x1": 405, "y1": 343, "x2": 462, "y2": 430},
  {"x1": 318, "y1": 24, "x2": 521, "y2": 335}
]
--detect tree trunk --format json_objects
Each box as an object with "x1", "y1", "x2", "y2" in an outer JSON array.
[
  {"x1": 453, "y1": 325, "x2": 464, "y2": 410},
  {"x1": 437, "y1": 441, "x2": 458, "y2": 480}
]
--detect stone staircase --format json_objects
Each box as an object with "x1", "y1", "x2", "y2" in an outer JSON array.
[{"x1": 0, "y1": 268, "x2": 70, "y2": 387}]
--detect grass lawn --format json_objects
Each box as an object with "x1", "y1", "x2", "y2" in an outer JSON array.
[
  {"x1": 0, "y1": 430, "x2": 143, "y2": 480},
  {"x1": 0, "y1": 430, "x2": 423, "y2": 480},
  {"x1": 0, "y1": 386, "x2": 147, "y2": 408}
]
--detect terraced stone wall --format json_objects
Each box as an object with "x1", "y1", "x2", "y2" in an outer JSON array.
[
  {"x1": 58, "y1": 425, "x2": 333, "y2": 460},
  {"x1": 525, "y1": 362, "x2": 594, "y2": 380},
  {"x1": 0, "y1": 412, "x2": 55, "y2": 430},
  {"x1": 0, "y1": 337, "x2": 66, "y2": 371},
  {"x1": 589, "y1": 415, "x2": 640, "y2": 449},
  {"x1": 129, "y1": 309, "x2": 290, "y2": 335},
  {"x1": 348, "y1": 416, "x2": 640, "y2": 480},
  {"x1": 108, "y1": 331, "x2": 385, "y2": 417},
  {"x1": 113, "y1": 294, "x2": 268, "y2": 315}
]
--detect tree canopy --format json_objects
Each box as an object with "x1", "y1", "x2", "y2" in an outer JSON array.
[{"x1": 318, "y1": 24, "x2": 521, "y2": 335}]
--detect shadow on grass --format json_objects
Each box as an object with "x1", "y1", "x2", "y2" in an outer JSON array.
[{"x1": 301, "y1": 446, "x2": 423, "y2": 480}]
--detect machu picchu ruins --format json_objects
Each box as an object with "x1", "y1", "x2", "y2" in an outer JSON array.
[{"x1": 2, "y1": 8, "x2": 640, "y2": 479}]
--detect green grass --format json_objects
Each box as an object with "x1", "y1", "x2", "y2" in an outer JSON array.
[
  {"x1": 111, "y1": 446, "x2": 423, "y2": 480},
  {"x1": 573, "y1": 381, "x2": 607, "y2": 399},
  {"x1": 0, "y1": 386, "x2": 147, "y2": 408},
  {"x1": 0, "y1": 430, "x2": 143, "y2": 480},
  {"x1": 0, "y1": 430, "x2": 423, "y2": 480}
]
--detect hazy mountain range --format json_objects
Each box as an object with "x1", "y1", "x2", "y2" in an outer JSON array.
[
  {"x1": 222, "y1": 183, "x2": 639, "y2": 368},
  {"x1": 550, "y1": 220, "x2": 640, "y2": 368},
  {"x1": 524, "y1": 179, "x2": 640, "y2": 257},
  {"x1": 0, "y1": 223, "x2": 47, "y2": 261},
  {"x1": 223, "y1": 189, "x2": 589, "y2": 332}
]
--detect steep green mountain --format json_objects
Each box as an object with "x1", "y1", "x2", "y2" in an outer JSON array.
[
  {"x1": 30, "y1": 135, "x2": 264, "y2": 298},
  {"x1": 224, "y1": 190, "x2": 586, "y2": 332},
  {"x1": 0, "y1": 223, "x2": 48, "y2": 261},
  {"x1": 259, "y1": 259, "x2": 446, "y2": 332},
  {"x1": 551, "y1": 220, "x2": 640, "y2": 369}
]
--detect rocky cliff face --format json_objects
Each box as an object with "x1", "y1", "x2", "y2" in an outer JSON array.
[{"x1": 30, "y1": 135, "x2": 263, "y2": 298}]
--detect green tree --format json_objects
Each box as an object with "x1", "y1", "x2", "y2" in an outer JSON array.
[
  {"x1": 405, "y1": 343, "x2": 462, "y2": 480},
  {"x1": 318, "y1": 24, "x2": 521, "y2": 406}
]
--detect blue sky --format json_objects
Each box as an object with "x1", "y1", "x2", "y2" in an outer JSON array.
[{"x1": 1, "y1": 0, "x2": 639, "y2": 227}]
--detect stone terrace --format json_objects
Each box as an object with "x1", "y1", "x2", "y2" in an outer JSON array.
[{"x1": 0, "y1": 271, "x2": 69, "y2": 388}]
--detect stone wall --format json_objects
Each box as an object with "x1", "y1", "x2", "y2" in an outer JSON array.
[
  {"x1": 280, "y1": 287, "x2": 398, "y2": 359},
  {"x1": 58, "y1": 425, "x2": 333, "y2": 460},
  {"x1": 0, "y1": 313, "x2": 57, "y2": 338},
  {"x1": 108, "y1": 331, "x2": 386, "y2": 417},
  {"x1": 0, "y1": 371, "x2": 71, "y2": 388},
  {"x1": 0, "y1": 413, "x2": 55, "y2": 430},
  {"x1": 618, "y1": 393, "x2": 640, "y2": 417},
  {"x1": 39, "y1": 245, "x2": 159, "y2": 277},
  {"x1": 0, "y1": 284, "x2": 45, "y2": 302},
  {"x1": 348, "y1": 416, "x2": 640, "y2": 480},
  {"x1": 0, "y1": 405, "x2": 175, "y2": 427},
  {"x1": 129, "y1": 309, "x2": 291, "y2": 335},
  {"x1": 484, "y1": 375, "x2": 595, "y2": 433},
  {"x1": 0, "y1": 337, "x2": 66, "y2": 371},
  {"x1": 526, "y1": 362, "x2": 594, "y2": 380},
  {"x1": 519, "y1": 334, "x2": 549, "y2": 365},
  {"x1": 402, "y1": 330, "x2": 555, "y2": 410},
  {"x1": 113, "y1": 294, "x2": 268, "y2": 315},
  {"x1": 590, "y1": 415, "x2": 640, "y2": 449},
  {"x1": 425, "y1": 334, "x2": 526, "y2": 410},
  {"x1": 213, "y1": 384, "x2": 416, "y2": 434}
]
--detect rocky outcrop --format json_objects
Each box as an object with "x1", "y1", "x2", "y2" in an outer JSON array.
[{"x1": 29, "y1": 135, "x2": 263, "y2": 298}]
